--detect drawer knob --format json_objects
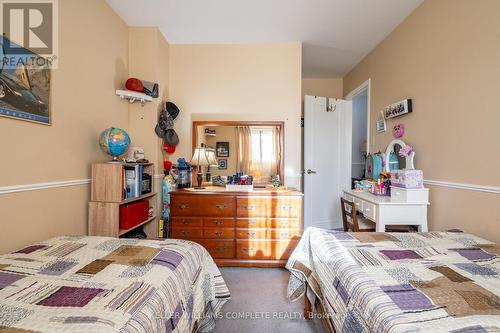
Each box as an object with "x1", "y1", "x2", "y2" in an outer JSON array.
[
  {"x1": 213, "y1": 221, "x2": 224, "y2": 225},
  {"x1": 182, "y1": 231, "x2": 189, "y2": 236},
  {"x1": 247, "y1": 221, "x2": 257, "y2": 225},
  {"x1": 281, "y1": 205, "x2": 293, "y2": 211},
  {"x1": 280, "y1": 232, "x2": 289, "y2": 237},
  {"x1": 242, "y1": 247, "x2": 256, "y2": 252},
  {"x1": 181, "y1": 220, "x2": 190, "y2": 225},
  {"x1": 215, "y1": 204, "x2": 228, "y2": 209},
  {"x1": 216, "y1": 247, "x2": 227, "y2": 253},
  {"x1": 179, "y1": 204, "x2": 190, "y2": 209},
  {"x1": 280, "y1": 222, "x2": 290, "y2": 226},
  {"x1": 248, "y1": 232, "x2": 256, "y2": 237},
  {"x1": 364, "y1": 208, "x2": 371, "y2": 212},
  {"x1": 215, "y1": 232, "x2": 224, "y2": 237},
  {"x1": 243, "y1": 205, "x2": 255, "y2": 210}
]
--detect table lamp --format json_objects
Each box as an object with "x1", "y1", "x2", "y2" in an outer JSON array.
[
  {"x1": 205, "y1": 149, "x2": 219, "y2": 182},
  {"x1": 190, "y1": 147, "x2": 210, "y2": 189}
]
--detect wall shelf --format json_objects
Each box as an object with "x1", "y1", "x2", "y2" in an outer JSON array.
[{"x1": 116, "y1": 89, "x2": 152, "y2": 105}]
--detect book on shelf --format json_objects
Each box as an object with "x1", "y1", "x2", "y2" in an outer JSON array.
[{"x1": 123, "y1": 164, "x2": 143, "y2": 199}]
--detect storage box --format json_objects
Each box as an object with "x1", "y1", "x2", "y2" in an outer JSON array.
[
  {"x1": 119, "y1": 200, "x2": 149, "y2": 230},
  {"x1": 391, "y1": 169, "x2": 424, "y2": 189}
]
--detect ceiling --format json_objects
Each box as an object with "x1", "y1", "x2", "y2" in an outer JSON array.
[{"x1": 106, "y1": 0, "x2": 423, "y2": 78}]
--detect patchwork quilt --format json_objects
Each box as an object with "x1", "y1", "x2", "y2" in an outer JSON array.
[
  {"x1": 0, "y1": 236, "x2": 230, "y2": 333},
  {"x1": 286, "y1": 227, "x2": 500, "y2": 333}
]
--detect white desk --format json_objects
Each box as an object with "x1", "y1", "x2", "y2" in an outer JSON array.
[{"x1": 343, "y1": 189, "x2": 429, "y2": 232}]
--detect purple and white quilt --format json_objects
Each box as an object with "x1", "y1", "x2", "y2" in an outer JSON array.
[
  {"x1": 287, "y1": 227, "x2": 500, "y2": 333},
  {"x1": 0, "y1": 236, "x2": 230, "y2": 332}
]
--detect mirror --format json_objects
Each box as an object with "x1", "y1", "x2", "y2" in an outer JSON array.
[
  {"x1": 384, "y1": 139, "x2": 415, "y2": 172},
  {"x1": 193, "y1": 121, "x2": 284, "y2": 185}
]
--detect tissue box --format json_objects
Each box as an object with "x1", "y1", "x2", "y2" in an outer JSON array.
[{"x1": 391, "y1": 169, "x2": 423, "y2": 189}]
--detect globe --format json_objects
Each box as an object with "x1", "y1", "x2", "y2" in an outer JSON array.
[{"x1": 99, "y1": 127, "x2": 131, "y2": 161}]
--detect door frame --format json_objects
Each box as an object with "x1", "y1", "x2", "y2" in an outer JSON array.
[{"x1": 345, "y1": 78, "x2": 371, "y2": 154}]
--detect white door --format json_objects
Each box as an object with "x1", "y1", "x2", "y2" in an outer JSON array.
[{"x1": 304, "y1": 95, "x2": 352, "y2": 229}]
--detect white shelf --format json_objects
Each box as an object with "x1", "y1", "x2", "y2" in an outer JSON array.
[{"x1": 116, "y1": 89, "x2": 152, "y2": 104}]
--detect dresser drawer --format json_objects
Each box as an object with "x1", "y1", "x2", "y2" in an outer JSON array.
[
  {"x1": 236, "y1": 240, "x2": 298, "y2": 260},
  {"x1": 236, "y1": 218, "x2": 268, "y2": 228},
  {"x1": 171, "y1": 217, "x2": 203, "y2": 227},
  {"x1": 204, "y1": 218, "x2": 235, "y2": 228},
  {"x1": 171, "y1": 228, "x2": 203, "y2": 239},
  {"x1": 268, "y1": 219, "x2": 301, "y2": 229},
  {"x1": 171, "y1": 195, "x2": 235, "y2": 217},
  {"x1": 268, "y1": 228, "x2": 302, "y2": 240},
  {"x1": 236, "y1": 228, "x2": 268, "y2": 239},
  {"x1": 236, "y1": 197, "x2": 302, "y2": 218},
  {"x1": 203, "y1": 228, "x2": 235, "y2": 239},
  {"x1": 196, "y1": 240, "x2": 235, "y2": 259},
  {"x1": 361, "y1": 201, "x2": 377, "y2": 222}
]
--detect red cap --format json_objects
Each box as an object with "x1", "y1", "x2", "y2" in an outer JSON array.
[
  {"x1": 162, "y1": 143, "x2": 176, "y2": 154},
  {"x1": 125, "y1": 78, "x2": 144, "y2": 92}
]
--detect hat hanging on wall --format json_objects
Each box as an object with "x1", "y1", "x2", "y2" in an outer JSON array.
[
  {"x1": 166, "y1": 102, "x2": 180, "y2": 120},
  {"x1": 155, "y1": 102, "x2": 180, "y2": 146}
]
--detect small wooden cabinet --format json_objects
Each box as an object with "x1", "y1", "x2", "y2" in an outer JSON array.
[
  {"x1": 170, "y1": 189, "x2": 303, "y2": 267},
  {"x1": 88, "y1": 163, "x2": 158, "y2": 238}
]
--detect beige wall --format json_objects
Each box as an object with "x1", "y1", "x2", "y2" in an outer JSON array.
[
  {"x1": 169, "y1": 43, "x2": 303, "y2": 189},
  {"x1": 0, "y1": 0, "x2": 130, "y2": 253},
  {"x1": 302, "y1": 78, "x2": 343, "y2": 101},
  {"x1": 343, "y1": 0, "x2": 500, "y2": 243}
]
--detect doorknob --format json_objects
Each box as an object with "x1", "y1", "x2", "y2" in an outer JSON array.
[{"x1": 305, "y1": 169, "x2": 317, "y2": 174}]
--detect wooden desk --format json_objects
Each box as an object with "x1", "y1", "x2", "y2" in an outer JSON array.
[{"x1": 343, "y1": 188, "x2": 429, "y2": 232}]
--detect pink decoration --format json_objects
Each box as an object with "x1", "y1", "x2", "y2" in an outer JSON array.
[
  {"x1": 393, "y1": 124, "x2": 405, "y2": 138},
  {"x1": 399, "y1": 145, "x2": 413, "y2": 157}
]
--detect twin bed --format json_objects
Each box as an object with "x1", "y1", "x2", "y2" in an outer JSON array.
[
  {"x1": 287, "y1": 227, "x2": 500, "y2": 332},
  {"x1": 0, "y1": 236, "x2": 229, "y2": 332},
  {"x1": 2, "y1": 228, "x2": 499, "y2": 333}
]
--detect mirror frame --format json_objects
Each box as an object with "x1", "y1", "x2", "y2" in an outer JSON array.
[
  {"x1": 192, "y1": 121, "x2": 285, "y2": 185},
  {"x1": 384, "y1": 139, "x2": 415, "y2": 172}
]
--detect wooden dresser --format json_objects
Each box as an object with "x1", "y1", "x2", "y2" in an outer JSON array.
[{"x1": 170, "y1": 188, "x2": 303, "y2": 267}]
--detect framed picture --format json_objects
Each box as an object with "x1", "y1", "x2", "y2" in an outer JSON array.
[
  {"x1": 0, "y1": 37, "x2": 51, "y2": 125},
  {"x1": 218, "y1": 159, "x2": 227, "y2": 170},
  {"x1": 383, "y1": 99, "x2": 412, "y2": 119},
  {"x1": 216, "y1": 142, "x2": 229, "y2": 157},
  {"x1": 376, "y1": 111, "x2": 387, "y2": 133}
]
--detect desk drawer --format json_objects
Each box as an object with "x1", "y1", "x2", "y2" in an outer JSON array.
[
  {"x1": 171, "y1": 217, "x2": 203, "y2": 227},
  {"x1": 203, "y1": 228, "x2": 235, "y2": 239},
  {"x1": 237, "y1": 197, "x2": 302, "y2": 218},
  {"x1": 352, "y1": 197, "x2": 363, "y2": 213},
  {"x1": 171, "y1": 228, "x2": 203, "y2": 239},
  {"x1": 196, "y1": 240, "x2": 235, "y2": 259},
  {"x1": 362, "y1": 201, "x2": 377, "y2": 221},
  {"x1": 171, "y1": 195, "x2": 234, "y2": 217}
]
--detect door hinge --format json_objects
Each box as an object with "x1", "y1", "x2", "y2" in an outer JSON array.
[{"x1": 301, "y1": 117, "x2": 304, "y2": 127}]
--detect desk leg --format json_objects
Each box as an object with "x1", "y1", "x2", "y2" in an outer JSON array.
[
  {"x1": 376, "y1": 221, "x2": 385, "y2": 232},
  {"x1": 418, "y1": 223, "x2": 428, "y2": 232}
]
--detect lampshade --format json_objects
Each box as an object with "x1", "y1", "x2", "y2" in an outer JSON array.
[
  {"x1": 190, "y1": 147, "x2": 210, "y2": 167},
  {"x1": 206, "y1": 149, "x2": 218, "y2": 167}
]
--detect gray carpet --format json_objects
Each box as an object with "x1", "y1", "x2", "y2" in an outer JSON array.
[{"x1": 214, "y1": 267, "x2": 324, "y2": 333}]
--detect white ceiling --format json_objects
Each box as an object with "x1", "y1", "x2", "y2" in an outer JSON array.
[{"x1": 106, "y1": 0, "x2": 423, "y2": 78}]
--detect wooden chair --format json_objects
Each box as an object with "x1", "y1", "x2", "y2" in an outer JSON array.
[{"x1": 341, "y1": 197, "x2": 376, "y2": 232}]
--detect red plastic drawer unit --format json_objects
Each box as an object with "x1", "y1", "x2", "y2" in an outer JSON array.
[{"x1": 119, "y1": 200, "x2": 149, "y2": 230}]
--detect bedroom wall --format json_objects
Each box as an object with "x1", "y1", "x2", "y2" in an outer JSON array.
[
  {"x1": 343, "y1": 0, "x2": 500, "y2": 243},
  {"x1": 302, "y1": 78, "x2": 343, "y2": 101},
  {"x1": 0, "y1": 0, "x2": 130, "y2": 253},
  {"x1": 169, "y1": 43, "x2": 303, "y2": 189}
]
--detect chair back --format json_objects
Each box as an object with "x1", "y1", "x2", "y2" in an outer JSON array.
[{"x1": 340, "y1": 197, "x2": 359, "y2": 232}]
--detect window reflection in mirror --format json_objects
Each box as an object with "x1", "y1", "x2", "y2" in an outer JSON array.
[{"x1": 193, "y1": 122, "x2": 284, "y2": 185}]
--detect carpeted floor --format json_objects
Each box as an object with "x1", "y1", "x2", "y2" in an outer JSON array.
[{"x1": 214, "y1": 267, "x2": 324, "y2": 333}]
